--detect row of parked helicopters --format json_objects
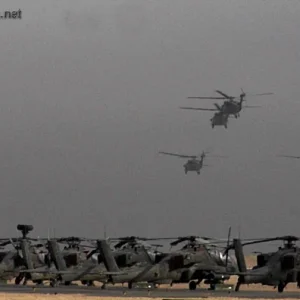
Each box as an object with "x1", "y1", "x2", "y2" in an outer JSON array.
[{"x1": 1, "y1": 224, "x2": 300, "y2": 293}]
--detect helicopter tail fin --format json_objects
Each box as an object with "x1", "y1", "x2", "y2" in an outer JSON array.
[
  {"x1": 20, "y1": 240, "x2": 34, "y2": 270},
  {"x1": 97, "y1": 240, "x2": 120, "y2": 272},
  {"x1": 233, "y1": 238, "x2": 247, "y2": 273},
  {"x1": 47, "y1": 240, "x2": 67, "y2": 271}
]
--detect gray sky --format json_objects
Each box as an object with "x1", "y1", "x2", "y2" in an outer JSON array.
[{"x1": 1, "y1": 0, "x2": 300, "y2": 250}]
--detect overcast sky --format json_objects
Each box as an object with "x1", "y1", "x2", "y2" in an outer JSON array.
[{"x1": 1, "y1": 0, "x2": 300, "y2": 251}]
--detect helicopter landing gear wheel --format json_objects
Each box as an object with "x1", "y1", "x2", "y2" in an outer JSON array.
[
  {"x1": 184, "y1": 169, "x2": 187, "y2": 174},
  {"x1": 128, "y1": 282, "x2": 133, "y2": 289},
  {"x1": 209, "y1": 284, "x2": 216, "y2": 290},
  {"x1": 224, "y1": 124, "x2": 227, "y2": 129},
  {"x1": 197, "y1": 171, "x2": 200, "y2": 175},
  {"x1": 278, "y1": 282, "x2": 285, "y2": 293},
  {"x1": 189, "y1": 281, "x2": 197, "y2": 290},
  {"x1": 101, "y1": 283, "x2": 106, "y2": 290}
]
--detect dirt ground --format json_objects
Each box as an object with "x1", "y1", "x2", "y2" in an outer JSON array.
[{"x1": 0, "y1": 296, "x2": 298, "y2": 300}]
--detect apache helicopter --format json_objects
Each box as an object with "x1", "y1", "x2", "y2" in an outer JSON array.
[
  {"x1": 165, "y1": 236, "x2": 238, "y2": 290},
  {"x1": 158, "y1": 150, "x2": 224, "y2": 175},
  {"x1": 153, "y1": 232, "x2": 238, "y2": 290},
  {"x1": 23, "y1": 235, "x2": 163, "y2": 287},
  {"x1": 98, "y1": 230, "x2": 238, "y2": 291},
  {"x1": 22, "y1": 238, "x2": 126, "y2": 287},
  {"x1": 6, "y1": 228, "x2": 99, "y2": 286},
  {"x1": 0, "y1": 241, "x2": 24, "y2": 281},
  {"x1": 57, "y1": 237, "x2": 97, "y2": 268},
  {"x1": 0, "y1": 224, "x2": 53, "y2": 284},
  {"x1": 108, "y1": 236, "x2": 164, "y2": 268},
  {"x1": 224, "y1": 236, "x2": 300, "y2": 293},
  {"x1": 182, "y1": 89, "x2": 272, "y2": 119}
]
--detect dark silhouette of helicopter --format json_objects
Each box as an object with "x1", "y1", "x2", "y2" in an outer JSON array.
[
  {"x1": 160, "y1": 234, "x2": 238, "y2": 290},
  {"x1": 108, "y1": 236, "x2": 164, "y2": 268},
  {"x1": 182, "y1": 89, "x2": 272, "y2": 119},
  {"x1": 0, "y1": 225, "x2": 52, "y2": 285},
  {"x1": 159, "y1": 150, "x2": 225, "y2": 175},
  {"x1": 224, "y1": 236, "x2": 300, "y2": 293},
  {"x1": 210, "y1": 112, "x2": 230, "y2": 129}
]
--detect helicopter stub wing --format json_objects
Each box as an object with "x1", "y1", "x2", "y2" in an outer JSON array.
[
  {"x1": 159, "y1": 152, "x2": 196, "y2": 159},
  {"x1": 179, "y1": 107, "x2": 218, "y2": 111}
]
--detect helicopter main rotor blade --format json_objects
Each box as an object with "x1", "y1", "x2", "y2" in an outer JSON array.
[
  {"x1": 213, "y1": 103, "x2": 222, "y2": 111},
  {"x1": 215, "y1": 90, "x2": 235, "y2": 100},
  {"x1": 179, "y1": 107, "x2": 218, "y2": 111},
  {"x1": 187, "y1": 97, "x2": 226, "y2": 100},
  {"x1": 159, "y1": 151, "x2": 196, "y2": 159},
  {"x1": 247, "y1": 92, "x2": 274, "y2": 96},
  {"x1": 243, "y1": 105, "x2": 262, "y2": 108},
  {"x1": 277, "y1": 155, "x2": 300, "y2": 159}
]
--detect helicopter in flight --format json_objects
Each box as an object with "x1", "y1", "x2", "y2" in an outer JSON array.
[
  {"x1": 224, "y1": 236, "x2": 300, "y2": 293},
  {"x1": 210, "y1": 112, "x2": 230, "y2": 129},
  {"x1": 181, "y1": 89, "x2": 272, "y2": 119},
  {"x1": 159, "y1": 150, "x2": 208, "y2": 175}
]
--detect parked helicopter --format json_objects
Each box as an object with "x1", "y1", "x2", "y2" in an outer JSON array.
[
  {"x1": 98, "y1": 229, "x2": 237, "y2": 290},
  {"x1": 108, "y1": 236, "x2": 164, "y2": 268},
  {"x1": 224, "y1": 236, "x2": 300, "y2": 293},
  {"x1": 161, "y1": 233, "x2": 238, "y2": 290}
]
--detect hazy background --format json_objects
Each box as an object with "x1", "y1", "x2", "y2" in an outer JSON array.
[{"x1": 0, "y1": 0, "x2": 300, "y2": 251}]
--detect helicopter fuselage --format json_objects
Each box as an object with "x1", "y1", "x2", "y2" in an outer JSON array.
[
  {"x1": 241, "y1": 247, "x2": 300, "y2": 291},
  {"x1": 184, "y1": 160, "x2": 202, "y2": 174},
  {"x1": 222, "y1": 101, "x2": 242, "y2": 115},
  {"x1": 211, "y1": 112, "x2": 229, "y2": 128}
]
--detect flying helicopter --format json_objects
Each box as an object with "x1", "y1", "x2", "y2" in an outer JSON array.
[
  {"x1": 182, "y1": 89, "x2": 272, "y2": 119},
  {"x1": 224, "y1": 235, "x2": 300, "y2": 293},
  {"x1": 158, "y1": 150, "x2": 225, "y2": 174},
  {"x1": 210, "y1": 112, "x2": 230, "y2": 129}
]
